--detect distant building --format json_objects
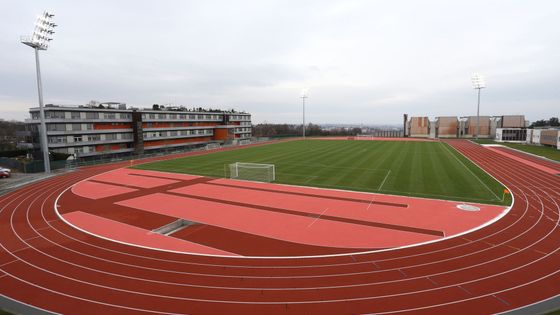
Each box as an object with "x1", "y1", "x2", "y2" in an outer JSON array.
[
  {"x1": 25, "y1": 103, "x2": 251, "y2": 159},
  {"x1": 407, "y1": 117, "x2": 430, "y2": 137},
  {"x1": 459, "y1": 116, "x2": 491, "y2": 138},
  {"x1": 404, "y1": 114, "x2": 529, "y2": 140},
  {"x1": 435, "y1": 116, "x2": 458, "y2": 138}
]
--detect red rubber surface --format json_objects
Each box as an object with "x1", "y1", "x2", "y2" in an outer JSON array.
[
  {"x1": 63, "y1": 168, "x2": 505, "y2": 254},
  {"x1": 0, "y1": 139, "x2": 559, "y2": 314},
  {"x1": 485, "y1": 146, "x2": 559, "y2": 175}
]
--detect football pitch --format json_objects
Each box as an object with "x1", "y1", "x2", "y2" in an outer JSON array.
[{"x1": 133, "y1": 140, "x2": 511, "y2": 205}]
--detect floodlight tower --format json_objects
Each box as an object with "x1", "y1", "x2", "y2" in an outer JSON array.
[
  {"x1": 301, "y1": 89, "x2": 308, "y2": 138},
  {"x1": 21, "y1": 11, "x2": 57, "y2": 173},
  {"x1": 471, "y1": 73, "x2": 486, "y2": 140}
]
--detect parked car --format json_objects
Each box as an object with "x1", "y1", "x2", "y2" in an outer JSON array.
[{"x1": 0, "y1": 168, "x2": 11, "y2": 178}]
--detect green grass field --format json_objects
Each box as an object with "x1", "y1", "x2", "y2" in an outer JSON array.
[
  {"x1": 134, "y1": 140, "x2": 510, "y2": 205},
  {"x1": 472, "y1": 139, "x2": 560, "y2": 162}
]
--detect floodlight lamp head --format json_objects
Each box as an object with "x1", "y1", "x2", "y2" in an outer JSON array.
[
  {"x1": 300, "y1": 88, "x2": 309, "y2": 98},
  {"x1": 22, "y1": 10, "x2": 57, "y2": 50},
  {"x1": 471, "y1": 73, "x2": 486, "y2": 89}
]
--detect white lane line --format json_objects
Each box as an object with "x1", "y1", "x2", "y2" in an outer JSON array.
[
  {"x1": 0, "y1": 259, "x2": 19, "y2": 269},
  {"x1": 24, "y1": 235, "x2": 41, "y2": 242},
  {"x1": 307, "y1": 208, "x2": 329, "y2": 228},
  {"x1": 10, "y1": 247, "x2": 29, "y2": 254}
]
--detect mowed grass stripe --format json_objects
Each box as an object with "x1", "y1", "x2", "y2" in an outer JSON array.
[{"x1": 133, "y1": 140, "x2": 510, "y2": 205}]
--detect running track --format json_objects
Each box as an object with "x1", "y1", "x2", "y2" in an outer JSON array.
[{"x1": 0, "y1": 139, "x2": 559, "y2": 314}]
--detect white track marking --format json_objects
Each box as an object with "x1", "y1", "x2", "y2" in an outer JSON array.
[{"x1": 307, "y1": 208, "x2": 328, "y2": 228}]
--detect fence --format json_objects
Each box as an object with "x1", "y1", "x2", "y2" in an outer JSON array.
[
  {"x1": 0, "y1": 157, "x2": 70, "y2": 173},
  {"x1": 369, "y1": 130, "x2": 404, "y2": 138},
  {"x1": 0, "y1": 138, "x2": 279, "y2": 173}
]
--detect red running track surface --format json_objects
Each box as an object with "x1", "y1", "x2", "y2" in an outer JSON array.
[
  {"x1": 63, "y1": 168, "x2": 505, "y2": 254},
  {"x1": 0, "y1": 139, "x2": 559, "y2": 314},
  {"x1": 62, "y1": 211, "x2": 239, "y2": 256},
  {"x1": 484, "y1": 146, "x2": 559, "y2": 175}
]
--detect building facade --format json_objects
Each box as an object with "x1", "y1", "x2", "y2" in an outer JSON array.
[{"x1": 26, "y1": 103, "x2": 252, "y2": 159}]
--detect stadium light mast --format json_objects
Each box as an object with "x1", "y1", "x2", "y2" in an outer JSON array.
[
  {"x1": 471, "y1": 73, "x2": 486, "y2": 140},
  {"x1": 21, "y1": 11, "x2": 57, "y2": 173},
  {"x1": 301, "y1": 89, "x2": 308, "y2": 138}
]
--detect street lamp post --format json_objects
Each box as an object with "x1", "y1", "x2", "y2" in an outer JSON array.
[
  {"x1": 301, "y1": 89, "x2": 308, "y2": 138},
  {"x1": 471, "y1": 73, "x2": 486, "y2": 140},
  {"x1": 21, "y1": 11, "x2": 57, "y2": 173}
]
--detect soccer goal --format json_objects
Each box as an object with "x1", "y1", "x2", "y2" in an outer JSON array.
[
  {"x1": 205, "y1": 143, "x2": 221, "y2": 150},
  {"x1": 228, "y1": 162, "x2": 275, "y2": 182}
]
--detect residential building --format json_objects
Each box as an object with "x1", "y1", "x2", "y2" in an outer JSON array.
[{"x1": 25, "y1": 102, "x2": 252, "y2": 159}]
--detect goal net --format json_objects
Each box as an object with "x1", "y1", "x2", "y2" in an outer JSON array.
[
  {"x1": 228, "y1": 162, "x2": 275, "y2": 182},
  {"x1": 205, "y1": 143, "x2": 221, "y2": 150}
]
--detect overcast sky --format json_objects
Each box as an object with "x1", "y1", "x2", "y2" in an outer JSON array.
[{"x1": 1, "y1": 1, "x2": 559, "y2": 124}]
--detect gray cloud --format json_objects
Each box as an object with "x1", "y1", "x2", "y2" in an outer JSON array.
[{"x1": 1, "y1": 0, "x2": 559, "y2": 123}]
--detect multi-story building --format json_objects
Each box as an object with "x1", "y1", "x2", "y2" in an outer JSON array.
[{"x1": 25, "y1": 102, "x2": 252, "y2": 159}]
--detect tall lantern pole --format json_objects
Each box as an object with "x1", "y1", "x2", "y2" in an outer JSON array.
[
  {"x1": 301, "y1": 89, "x2": 308, "y2": 138},
  {"x1": 471, "y1": 73, "x2": 486, "y2": 140},
  {"x1": 21, "y1": 10, "x2": 57, "y2": 173}
]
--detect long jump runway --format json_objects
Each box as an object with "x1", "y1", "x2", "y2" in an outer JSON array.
[{"x1": 0, "y1": 140, "x2": 559, "y2": 314}]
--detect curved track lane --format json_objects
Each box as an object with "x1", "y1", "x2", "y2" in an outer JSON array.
[{"x1": 0, "y1": 140, "x2": 559, "y2": 314}]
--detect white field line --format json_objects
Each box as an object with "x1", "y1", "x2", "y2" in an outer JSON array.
[
  {"x1": 440, "y1": 142, "x2": 501, "y2": 201},
  {"x1": 307, "y1": 208, "x2": 329, "y2": 228},
  {"x1": 378, "y1": 170, "x2": 391, "y2": 191}
]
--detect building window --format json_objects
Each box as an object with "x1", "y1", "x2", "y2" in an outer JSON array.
[
  {"x1": 48, "y1": 136, "x2": 66, "y2": 143},
  {"x1": 104, "y1": 113, "x2": 116, "y2": 119},
  {"x1": 86, "y1": 135, "x2": 100, "y2": 142},
  {"x1": 71, "y1": 112, "x2": 81, "y2": 119},
  {"x1": 85, "y1": 112, "x2": 99, "y2": 119},
  {"x1": 47, "y1": 124, "x2": 65, "y2": 131},
  {"x1": 74, "y1": 136, "x2": 83, "y2": 142},
  {"x1": 46, "y1": 111, "x2": 65, "y2": 119},
  {"x1": 149, "y1": 113, "x2": 156, "y2": 119},
  {"x1": 158, "y1": 113, "x2": 166, "y2": 119}
]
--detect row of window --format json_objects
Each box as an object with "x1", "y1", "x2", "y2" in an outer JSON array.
[
  {"x1": 33, "y1": 111, "x2": 250, "y2": 122},
  {"x1": 51, "y1": 143, "x2": 131, "y2": 155},
  {"x1": 142, "y1": 113, "x2": 222, "y2": 120},
  {"x1": 142, "y1": 129, "x2": 212, "y2": 139},
  {"x1": 35, "y1": 111, "x2": 132, "y2": 120},
  {"x1": 48, "y1": 133, "x2": 133, "y2": 144},
  {"x1": 235, "y1": 127, "x2": 251, "y2": 133},
  {"x1": 229, "y1": 115, "x2": 251, "y2": 121},
  {"x1": 46, "y1": 123, "x2": 131, "y2": 132}
]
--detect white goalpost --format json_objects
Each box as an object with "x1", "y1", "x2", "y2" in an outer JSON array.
[{"x1": 228, "y1": 162, "x2": 275, "y2": 182}]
